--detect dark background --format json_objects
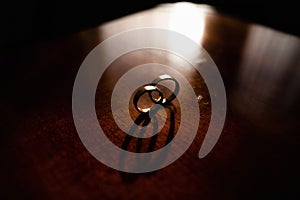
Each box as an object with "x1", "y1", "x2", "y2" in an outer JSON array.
[{"x1": 1, "y1": 0, "x2": 299, "y2": 49}]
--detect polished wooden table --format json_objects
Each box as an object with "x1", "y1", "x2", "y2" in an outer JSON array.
[{"x1": 1, "y1": 2, "x2": 300, "y2": 199}]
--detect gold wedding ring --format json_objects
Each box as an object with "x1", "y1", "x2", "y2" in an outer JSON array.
[
  {"x1": 133, "y1": 74, "x2": 179, "y2": 113},
  {"x1": 133, "y1": 85, "x2": 163, "y2": 113},
  {"x1": 150, "y1": 74, "x2": 179, "y2": 105}
]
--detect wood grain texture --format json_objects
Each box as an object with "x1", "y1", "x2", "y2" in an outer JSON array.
[{"x1": 1, "y1": 3, "x2": 299, "y2": 199}]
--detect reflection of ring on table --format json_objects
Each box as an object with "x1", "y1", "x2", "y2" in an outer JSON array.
[{"x1": 133, "y1": 74, "x2": 180, "y2": 114}]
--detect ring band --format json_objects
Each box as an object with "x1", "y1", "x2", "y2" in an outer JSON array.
[
  {"x1": 150, "y1": 74, "x2": 180, "y2": 105},
  {"x1": 133, "y1": 85, "x2": 163, "y2": 113}
]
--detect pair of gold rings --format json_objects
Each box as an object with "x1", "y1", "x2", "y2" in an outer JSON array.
[{"x1": 133, "y1": 74, "x2": 179, "y2": 113}]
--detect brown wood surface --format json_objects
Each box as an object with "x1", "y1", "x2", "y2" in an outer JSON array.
[{"x1": 1, "y1": 2, "x2": 300, "y2": 199}]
